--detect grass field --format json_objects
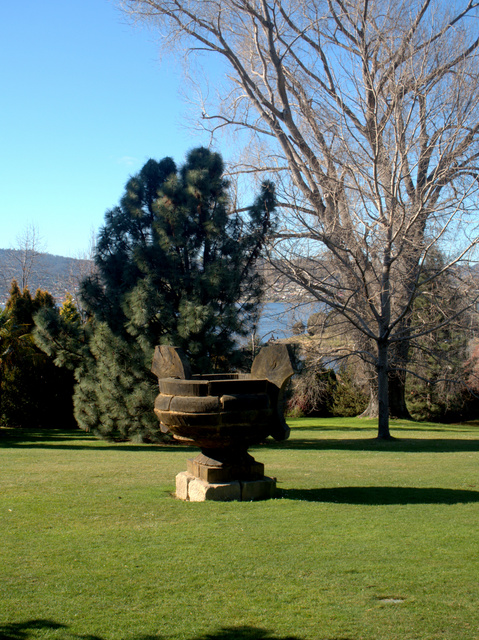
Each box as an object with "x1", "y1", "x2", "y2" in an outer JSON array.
[{"x1": 1, "y1": 418, "x2": 479, "y2": 640}]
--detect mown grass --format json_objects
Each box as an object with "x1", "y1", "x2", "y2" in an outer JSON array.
[{"x1": 1, "y1": 418, "x2": 479, "y2": 640}]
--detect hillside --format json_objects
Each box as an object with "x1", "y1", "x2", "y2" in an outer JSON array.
[
  {"x1": 0, "y1": 249, "x2": 309, "y2": 308},
  {"x1": 0, "y1": 248, "x2": 94, "y2": 306}
]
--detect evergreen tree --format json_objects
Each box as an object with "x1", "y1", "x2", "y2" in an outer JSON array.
[
  {"x1": 406, "y1": 250, "x2": 474, "y2": 421},
  {"x1": 1, "y1": 281, "x2": 75, "y2": 428},
  {"x1": 35, "y1": 147, "x2": 275, "y2": 441}
]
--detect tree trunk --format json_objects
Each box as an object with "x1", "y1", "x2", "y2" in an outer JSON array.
[
  {"x1": 377, "y1": 339, "x2": 391, "y2": 439},
  {"x1": 360, "y1": 371, "x2": 411, "y2": 419},
  {"x1": 359, "y1": 388, "x2": 379, "y2": 418},
  {"x1": 387, "y1": 327, "x2": 412, "y2": 419},
  {"x1": 388, "y1": 370, "x2": 412, "y2": 419}
]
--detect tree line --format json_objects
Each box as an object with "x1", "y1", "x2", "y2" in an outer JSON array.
[{"x1": 2, "y1": 143, "x2": 479, "y2": 436}]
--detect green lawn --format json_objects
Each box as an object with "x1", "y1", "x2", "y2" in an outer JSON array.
[{"x1": 1, "y1": 418, "x2": 479, "y2": 640}]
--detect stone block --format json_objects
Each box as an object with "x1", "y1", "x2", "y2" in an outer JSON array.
[
  {"x1": 187, "y1": 456, "x2": 265, "y2": 483},
  {"x1": 175, "y1": 472, "x2": 277, "y2": 502},
  {"x1": 241, "y1": 476, "x2": 276, "y2": 501},
  {"x1": 175, "y1": 471, "x2": 192, "y2": 501},
  {"x1": 159, "y1": 378, "x2": 209, "y2": 396},
  {"x1": 156, "y1": 410, "x2": 221, "y2": 428},
  {"x1": 208, "y1": 378, "x2": 267, "y2": 396},
  {"x1": 188, "y1": 477, "x2": 242, "y2": 502}
]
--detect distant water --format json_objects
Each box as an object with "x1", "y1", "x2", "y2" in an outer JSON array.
[{"x1": 248, "y1": 301, "x2": 320, "y2": 342}]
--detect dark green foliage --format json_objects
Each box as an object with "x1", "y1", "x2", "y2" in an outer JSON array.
[
  {"x1": 83, "y1": 148, "x2": 274, "y2": 368},
  {"x1": 72, "y1": 322, "x2": 162, "y2": 441},
  {"x1": 34, "y1": 293, "x2": 87, "y2": 371},
  {"x1": 1, "y1": 281, "x2": 75, "y2": 428},
  {"x1": 406, "y1": 249, "x2": 475, "y2": 422},
  {"x1": 330, "y1": 366, "x2": 369, "y2": 417},
  {"x1": 35, "y1": 147, "x2": 275, "y2": 441}
]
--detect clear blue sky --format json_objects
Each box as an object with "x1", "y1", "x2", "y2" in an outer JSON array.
[{"x1": 1, "y1": 0, "x2": 210, "y2": 258}]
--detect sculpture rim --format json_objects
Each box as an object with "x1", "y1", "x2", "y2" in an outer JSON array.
[{"x1": 154, "y1": 373, "x2": 277, "y2": 450}]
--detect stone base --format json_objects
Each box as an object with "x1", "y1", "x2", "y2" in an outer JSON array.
[
  {"x1": 187, "y1": 453, "x2": 264, "y2": 484},
  {"x1": 176, "y1": 471, "x2": 276, "y2": 502}
]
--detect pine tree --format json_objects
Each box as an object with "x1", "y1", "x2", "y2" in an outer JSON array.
[{"x1": 35, "y1": 147, "x2": 275, "y2": 441}]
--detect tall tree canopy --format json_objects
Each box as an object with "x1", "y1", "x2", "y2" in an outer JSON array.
[
  {"x1": 35, "y1": 147, "x2": 275, "y2": 441},
  {"x1": 120, "y1": 0, "x2": 479, "y2": 438}
]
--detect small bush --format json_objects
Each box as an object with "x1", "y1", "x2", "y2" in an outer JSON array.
[
  {"x1": 286, "y1": 362, "x2": 368, "y2": 418},
  {"x1": 286, "y1": 366, "x2": 337, "y2": 417},
  {"x1": 330, "y1": 367, "x2": 368, "y2": 417},
  {"x1": 407, "y1": 382, "x2": 479, "y2": 423}
]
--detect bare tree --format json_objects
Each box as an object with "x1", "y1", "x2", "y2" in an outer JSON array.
[
  {"x1": 66, "y1": 226, "x2": 98, "y2": 310},
  {"x1": 120, "y1": 0, "x2": 479, "y2": 438},
  {"x1": 8, "y1": 223, "x2": 46, "y2": 291}
]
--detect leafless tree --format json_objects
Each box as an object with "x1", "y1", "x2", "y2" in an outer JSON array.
[
  {"x1": 119, "y1": 0, "x2": 479, "y2": 438},
  {"x1": 66, "y1": 226, "x2": 97, "y2": 311},
  {"x1": 8, "y1": 223, "x2": 46, "y2": 291}
]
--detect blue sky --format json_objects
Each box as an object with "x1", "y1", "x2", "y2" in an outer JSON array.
[{"x1": 1, "y1": 0, "x2": 210, "y2": 258}]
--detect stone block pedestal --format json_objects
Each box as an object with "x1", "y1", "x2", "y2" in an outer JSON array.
[{"x1": 176, "y1": 471, "x2": 276, "y2": 502}]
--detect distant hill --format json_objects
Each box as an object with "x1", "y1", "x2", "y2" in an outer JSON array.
[
  {"x1": 0, "y1": 248, "x2": 94, "y2": 306},
  {"x1": 0, "y1": 249, "x2": 309, "y2": 308}
]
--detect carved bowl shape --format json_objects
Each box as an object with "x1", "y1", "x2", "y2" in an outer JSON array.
[
  {"x1": 152, "y1": 344, "x2": 294, "y2": 453},
  {"x1": 154, "y1": 373, "x2": 278, "y2": 450}
]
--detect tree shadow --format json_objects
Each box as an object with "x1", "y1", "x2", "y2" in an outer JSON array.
[
  {"x1": 4, "y1": 427, "x2": 479, "y2": 455},
  {"x1": 0, "y1": 427, "x2": 197, "y2": 454},
  {"x1": 290, "y1": 425, "x2": 375, "y2": 432},
  {"x1": 290, "y1": 423, "x2": 478, "y2": 434},
  {"x1": 0, "y1": 620, "x2": 68, "y2": 639},
  {"x1": 278, "y1": 485, "x2": 479, "y2": 504},
  {"x1": 0, "y1": 427, "x2": 91, "y2": 440},
  {"x1": 188, "y1": 627, "x2": 304, "y2": 640},
  {"x1": 0, "y1": 442, "x2": 198, "y2": 453},
  {"x1": 0, "y1": 427, "x2": 94, "y2": 447},
  {"x1": 0, "y1": 621, "x2": 317, "y2": 640},
  {"x1": 266, "y1": 437, "x2": 479, "y2": 453}
]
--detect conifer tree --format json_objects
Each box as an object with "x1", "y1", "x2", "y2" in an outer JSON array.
[
  {"x1": 406, "y1": 251, "x2": 474, "y2": 421},
  {"x1": 1, "y1": 281, "x2": 75, "y2": 427},
  {"x1": 35, "y1": 147, "x2": 275, "y2": 441}
]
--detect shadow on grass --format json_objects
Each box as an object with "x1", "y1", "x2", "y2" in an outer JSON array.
[
  {"x1": 278, "y1": 485, "x2": 479, "y2": 504},
  {"x1": 3, "y1": 428, "x2": 479, "y2": 455},
  {"x1": 290, "y1": 423, "x2": 478, "y2": 433},
  {"x1": 0, "y1": 428, "x2": 197, "y2": 454},
  {"x1": 0, "y1": 620, "x2": 69, "y2": 639},
  {"x1": 267, "y1": 437, "x2": 479, "y2": 453},
  {"x1": 0, "y1": 621, "x2": 314, "y2": 640},
  {"x1": 0, "y1": 427, "x2": 92, "y2": 441},
  {"x1": 189, "y1": 627, "x2": 305, "y2": 640}
]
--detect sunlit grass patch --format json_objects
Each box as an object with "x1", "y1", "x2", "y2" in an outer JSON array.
[{"x1": 1, "y1": 420, "x2": 479, "y2": 640}]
